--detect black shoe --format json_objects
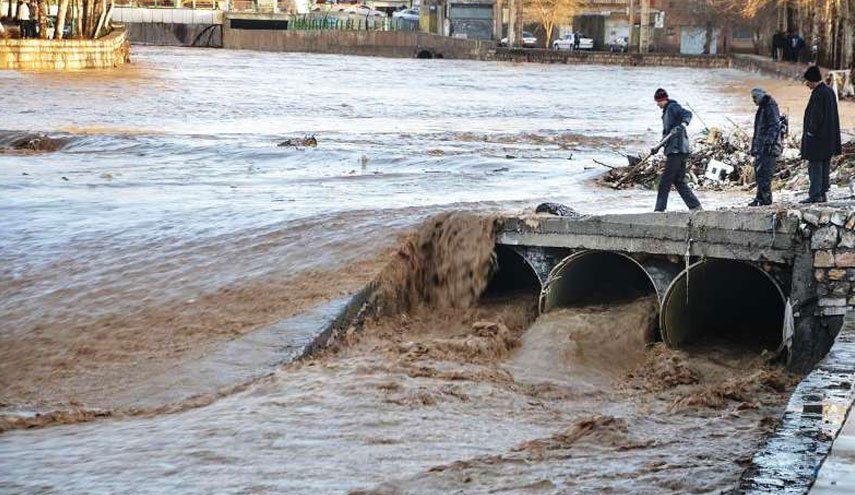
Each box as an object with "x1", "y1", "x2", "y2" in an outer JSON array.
[
  {"x1": 748, "y1": 199, "x2": 762, "y2": 206},
  {"x1": 799, "y1": 197, "x2": 815, "y2": 204},
  {"x1": 819, "y1": 194, "x2": 828, "y2": 203}
]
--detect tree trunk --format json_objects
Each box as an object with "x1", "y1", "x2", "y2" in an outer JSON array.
[
  {"x1": 37, "y1": 0, "x2": 48, "y2": 39},
  {"x1": 85, "y1": 0, "x2": 96, "y2": 38},
  {"x1": 94, "y1": 0, "x2": 107, "y2": 38},
  {"x1": 546, "y1": 21, "x2": 553, "y2": 48},
  {"x1": 75, "y1": 0, "x2": 83, "y2": 38},
  {"x1": 55, "y1": 0, "x2": 70, "y2": 39}
]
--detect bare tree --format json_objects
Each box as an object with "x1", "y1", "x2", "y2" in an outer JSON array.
[
  {"x1": 523, "y1": 0, "x2": 585, "y2": 48},
  {"x1": 55, "y1": 0, "x2": 70, "y2": 39}
]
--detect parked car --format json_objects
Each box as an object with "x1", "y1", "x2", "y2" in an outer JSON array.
[
  {"x1": 392, "y1": 8, "x2": 419, "y2": 22},
  {"x1": 500, "y1": 31, "x2": 538, "y2": 48},
  {"x1": 552, "y1": 33, "x2": 594, "y2": 51},
  {"x1": 608, "y1": 36, "x2": 629, "y2": 52},
  {"x1": 324, "y1": 4, "x2": 386, "y2": 17}
]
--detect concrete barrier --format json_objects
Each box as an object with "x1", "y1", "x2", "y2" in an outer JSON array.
[
  {"x1": 223, "y1": 22, "x2": 493, "y2": 60},
  {"x1": 113, "y1": 7, "x2": 224, "y2": 47},
  {"x1": 494, "y1": 48, "x2": 733, "y2": 68},
  {"x1": 124, "y1": 22, "x2": 222, "y2": 47},
  {"x1": 0, "y1": 28, "x2": 131, "y2": 70}
]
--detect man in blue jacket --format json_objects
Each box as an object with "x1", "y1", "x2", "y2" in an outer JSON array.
[
  {"x1": 749, "y1": 88, "x2": 782, "y2": 206},
  {"x1": 653, "y1": 88, "x2": 702, "y2": 212},
  {"x1": 800, "y1": 66, "x2": 842, "y2": 204}
]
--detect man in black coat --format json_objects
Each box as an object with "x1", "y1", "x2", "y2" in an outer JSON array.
[
  {"x1": 652, "y1": 88, "x2": 702, "y2": 212},
  {"x1": 800, "y1": 66, "x2": 842, "y2": 203},
  {"x1": 749, "y1": 88, "x2": 782, "y2": 206}
]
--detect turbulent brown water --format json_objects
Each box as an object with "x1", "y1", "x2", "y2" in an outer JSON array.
[{"x1": 0, "y1": 214, "x2": 794, "y2": 493}]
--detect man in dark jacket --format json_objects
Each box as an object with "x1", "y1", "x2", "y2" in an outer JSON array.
[
  {"x1": 749, "y1": 88, "x2": 782, "y2": 206},
  {"x1": 653, "y1": 88, "x2": 702, "y2": 212},
  {"x1": 800, "y1": 66, "x2": 842, "y2": 203}
]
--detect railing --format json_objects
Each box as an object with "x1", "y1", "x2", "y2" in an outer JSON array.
[
  {"x1": 287, "y1": 15, "x2": 418, "y2": 32},
  {"x1": 113, "y1": 0, "x2": 221, "y2": 8}
]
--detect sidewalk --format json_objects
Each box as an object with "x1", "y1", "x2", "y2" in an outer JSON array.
[{"x1": 811, "y1": 408, "x2": 855, "y2": 493}]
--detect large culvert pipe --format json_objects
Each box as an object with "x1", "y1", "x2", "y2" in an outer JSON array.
[
  {"x1": 484, "y1": 245, "x2": 542, "y2": 297},
  {"x1": 661, "y1": 260, "x2": 785, "y2": 350},
  {"x1": 540, "y1": 251, "x2": 658, "y2": 312}
]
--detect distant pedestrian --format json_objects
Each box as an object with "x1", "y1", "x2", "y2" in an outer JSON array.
[
  {"x1": 771, "y1": 30, "x2": 784, "y2": 61},
  {"x1": 800, "y1": 66, "x2": 842, "y2": 204},
  {"x1": 574, "y1": 32, "x2": 581, "y2": 50},
  {"x1": 16, "y1": 0, "x2": 30, "y2": 39},
  {"x1": 748, "y1": 88, "x2": 782, "y2": 206},
  {"x1": 652, "y1": 88, "x2": 702, "y2": 212}
]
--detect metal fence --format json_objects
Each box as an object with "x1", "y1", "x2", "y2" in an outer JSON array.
[
  {"x1": 114, "y1": 0, "x2": 221, "y2": 8},
  {"x1": 287, "y1": 15, "x2": 418, "y2": 32}
]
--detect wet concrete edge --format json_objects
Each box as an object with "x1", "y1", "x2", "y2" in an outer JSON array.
[
  {"x1": 299, "y1": 280, "x2": 380, "y2": 359},
  {"x1": 738, "y1": 312, "x2": 855, "y2": 494}
]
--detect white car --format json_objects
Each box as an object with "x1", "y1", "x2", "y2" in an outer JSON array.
[
  {"x1": 608, "y1": 36, "x2": 629, "y2": 52},
  {"x1": 553, "y1": 33, "x2": 594, "y2": 51},
  {"x1": 333, "y1": 5, "x2": 386, "y2": 17},
  {"x1": 392, "y1": 8, "x2": 419, "y2": 22},
  {"x1": 500, "y1": 31, "x2": 538, "y2": 48}
]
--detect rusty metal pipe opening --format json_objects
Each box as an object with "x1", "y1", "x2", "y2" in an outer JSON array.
[
  {"x1": 541, "y1": 251, "x2": 658, "y2": 312},
  {"x1": 484, "y1": 245, "x2": 542, "y2": 297},
  {"x1": 661, "y1": 260, "x2": 785, "y2": 351}
]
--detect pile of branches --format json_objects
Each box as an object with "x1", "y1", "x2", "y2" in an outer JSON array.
[{"x1": 598, "y1": 127, "x2": 855, "y2": 194}]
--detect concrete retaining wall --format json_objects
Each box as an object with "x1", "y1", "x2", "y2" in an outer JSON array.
[
  {"x1": 730, "y1": 53, "x2": 808, "y2": 80},
  {"x1": 124, "y1": 22, "x2": 222, "y2": 47},
  {"x1": 114, "y1": 7, "x2": 223, "y2": 47},
  {"x1": 223, "y1": 23, "x2": 492, "y2": 60},
  {"x1": 494, "y1": 48, "x2": 733, "y2": 68},
  {"x1": 0, "y1": 28, "x2": 130, "y2": 70}
]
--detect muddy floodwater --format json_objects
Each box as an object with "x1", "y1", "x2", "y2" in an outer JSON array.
[{"x1": 0, "y1": 48, "x2": 799, "y2": 492}]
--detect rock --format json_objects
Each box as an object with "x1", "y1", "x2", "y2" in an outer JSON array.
[
  {"x1": 829, "y1": 269, "x2": 847, "y2": 281},
  {"x1": 803, "y1": 210, "x2": 820, "y2": 226},
  {"x1": 848, "y1": 269, "x2": 855, "y2": 282},
  {"x1": 831, "y1": 281, "x2": 851, "y2": 296},
  {"x1": 815, "y1": 250, "x2": 835, "y2": 268},
  {"x1": 845, "y1": 213, "x2": 855, "y2": 230},
  {"x1": 819, "y1": 209, "x2": 832, "y2": 225},
  {"x1": 787, "y1": 209, "x2": 803, "y2": 222},
  {"x1": 835, "y1": 251, "x2": 855, "y2": 267},
  {"x1": 816, "y1": 269, "x2": 827, "y2": 282},
  {"x1": 840, "y1": 230, "x2": 855, "y2": 249},
  {"x1": 832, "y1": 211, "x2": 848, "y2": 226},
  {"x1": 821, "y1": 306, "x2": 849, "y2": 316},
  {"x1": 811, "y1": 226, "x2": 839, "y2": 250}
]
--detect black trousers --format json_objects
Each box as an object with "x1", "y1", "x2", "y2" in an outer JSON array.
[
  {"x1": 655, "y1": 153, "x2": 701, "y2": 212},
  {"x1": 808, "y1": 159, "x2": 831, "y2": 201},
  {"x1": 754, "y1": 154, "x2": 776, "y2": 204}
]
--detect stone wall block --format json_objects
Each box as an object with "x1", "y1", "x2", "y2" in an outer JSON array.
[
  {"x1": 839, "y1": 230, "x2": 855, "y2": 248},
  {"x1": 815, "y1": 250, "x2": 835, "y2": 268},
  {"x1": 819, "y1": 297, "x2": 848, "y2": 307},
  {"x1": 812, "y1": 225, "x2": 839, "y2": 250},
  {"x1": 835, "y1": 251, "x2": 855, "y2": 267}
]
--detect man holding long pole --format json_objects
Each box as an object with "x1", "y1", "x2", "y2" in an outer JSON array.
[{"x1": 652, "y1": 88, "x2": 703, "y2": 212}]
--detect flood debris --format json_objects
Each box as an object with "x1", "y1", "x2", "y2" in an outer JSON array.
[
  {"x1": 534, "y1": 202, "x2": 579, "y2": 217},
  {"x1": 0, "y1": 132, "x2": 70, "y2": 154},
  {"x1": 598, "y1": 126, "x2": 855, "y2": 195},
  {"x1": 277, "y1": 135, "x2": 318, "y2": 148}
]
